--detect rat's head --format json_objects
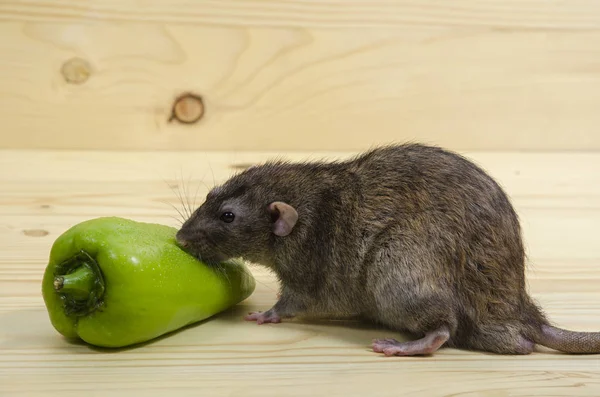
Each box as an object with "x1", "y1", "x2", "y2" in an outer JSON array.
[{"x1": 175, "y1": 171, "x2": 299, "y2": 266}]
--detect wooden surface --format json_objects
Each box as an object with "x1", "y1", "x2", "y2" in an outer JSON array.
[
  {"x1": 2, "y1": 1, "x2": 600, "y2": 151},
  {"x1": 1, "y1": 148, "x2": 599, "y2": 396}
]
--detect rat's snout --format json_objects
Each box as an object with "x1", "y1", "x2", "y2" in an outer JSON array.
[
  {"x1": 175, "y1": 227, "x2": 227, "y2": 266},
  {"x1": 175, "y1": 225, "x2": 208, "y2": 250},
  {"x1": 175, "y1": 227, "x2": 196, "y2": 250},
  {"x1": 175, "y1": 234, "x2": 188, "y2": 250},
  {"x1": 175, "y1": 234, "x2": 189, "y2": 249}
]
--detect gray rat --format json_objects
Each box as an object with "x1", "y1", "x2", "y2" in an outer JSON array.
[{"x1": 175, "y1": 143, "x2": 600, "y2": 356}]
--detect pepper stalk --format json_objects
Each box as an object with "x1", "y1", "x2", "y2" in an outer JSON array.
[{"x1": 52, "y1": 251, "x2": 105, "y2": 317}]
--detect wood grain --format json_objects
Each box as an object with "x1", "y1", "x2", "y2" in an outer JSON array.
[
  {"x1": 1, "y1": 149, "x2": 599, "y2": 396},
  {"x1": 2, "y1": 1, "x2": 600, "y2": 151},
  {"x1": 2, "y1": 0, "x2": 600, "y2": 29}
]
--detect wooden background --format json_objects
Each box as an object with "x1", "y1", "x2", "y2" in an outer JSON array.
[{"x1": 1, "y1": 0, "x2": 600, "y2": 151}]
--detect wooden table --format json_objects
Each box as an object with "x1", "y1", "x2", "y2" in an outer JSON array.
[{"x1": 1, "y1": 149, "x2": 599, "y2": 396}]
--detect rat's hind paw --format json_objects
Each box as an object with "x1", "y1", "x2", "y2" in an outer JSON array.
[
  {"x1": 372, "y1": 338, "x2": 440, "y2": 356},
  {"x1": 244, "y1": 310, "x2": 281, "y2": 325},
  {"x1": 372, "y1": 326, "x2": 450, "y2": 357},
  {"x1": 372, "y1": 338, "x2": 422, "y2": 356}
]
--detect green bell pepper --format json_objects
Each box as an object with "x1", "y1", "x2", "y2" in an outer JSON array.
[{"x1": 41, "y1": 216, "x2": 256, "y2": 348}]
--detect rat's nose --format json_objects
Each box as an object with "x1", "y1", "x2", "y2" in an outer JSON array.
[
  {"x1": 175, "y1": 231, "x2": 190, "y2": 249},
  {"x1": 177, "y1": 238, "x2": 189, "y2": 249}
]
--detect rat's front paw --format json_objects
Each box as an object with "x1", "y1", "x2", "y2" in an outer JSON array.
[{"x1": 244, "y1": 310, "x2": 281, "y2": 325}]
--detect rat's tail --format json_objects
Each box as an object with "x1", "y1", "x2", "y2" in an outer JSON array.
[
  {"x1": 532, "y1": 324, "x2": 600, "y2": 354},
  {"x1": 523, "y1": 297, "x2": 600, "y2": 354}
]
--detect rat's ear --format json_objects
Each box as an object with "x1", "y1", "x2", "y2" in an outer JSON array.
[{"x1": 268, "y1": 201, "x2": 298, "y2": 237}]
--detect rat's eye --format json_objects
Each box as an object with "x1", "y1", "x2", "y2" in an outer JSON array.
[{"x1": 220, "y1": 212, "x2": 235, "y2": 223}]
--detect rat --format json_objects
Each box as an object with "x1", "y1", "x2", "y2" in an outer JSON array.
[{"x1": 175, "y1": 143, "x2": 600, "y2": 356}]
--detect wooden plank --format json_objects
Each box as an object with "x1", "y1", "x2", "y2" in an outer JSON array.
[
  {"x1": 2, "y1": 0, "x2": 600, "y2": 28},
  {"x1": 2, "y1": 1, "x2": 600, "y2": 151},
  {"x1": 1, "y1": 149, "x2": 600, "y2": 396}
]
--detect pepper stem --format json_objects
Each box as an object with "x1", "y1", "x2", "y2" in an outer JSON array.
[
  {"x1": 54, "y1": 251, "x2": 105, "y2": 317},
  {"x1": 54, "y1": 265, "x2": 96, "y2": 300}
]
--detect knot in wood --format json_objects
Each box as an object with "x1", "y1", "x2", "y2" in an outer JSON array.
[
  {"x1": 170, "y1": 93, "x2": 205, "y2": 124},
  {"x1": 61, "y1": 57, "x2": 92, "y2": 85}
]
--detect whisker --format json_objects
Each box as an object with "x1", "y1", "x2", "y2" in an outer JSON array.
[
  {"x1": 216, "y1": 263, "x2": 232, "y2": 291},
  {"x1": 160, "y1": 178, "x2": 187, "y2": 224},
  {"x1": 192, "y1": 169, "x2": 209, "y2": 211},
  {"x1": 184, "y1": 169, "x2": 194, "y2": 218},
  {"x1": 204, "y1": 152, "x2": 217, "y2": 190},
  {"x1": 159, "y1": 199, "x2": 186, "y2": 224},
  {"x1": 176, "y1": 167, "x2": 190, "y2": 219},
  {"x1": 167, "y1": 215, "x2": 185, "y2": 227}
]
